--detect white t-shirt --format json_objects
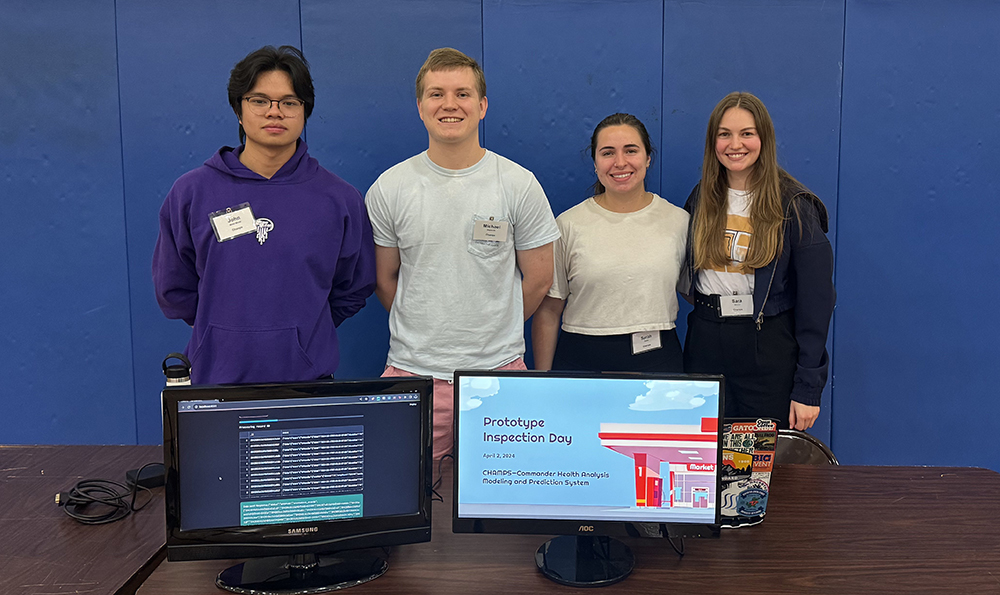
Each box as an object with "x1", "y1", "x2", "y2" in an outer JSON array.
[
  {"x1": 696, "y1": 188, "x2": 755, "y2": 296},
  {"x1": 549, "y1": 194, "x2": 689, "y2": 335},
  {"x1": 365, "y1": 150, "x2": 560, "y2": 380}
]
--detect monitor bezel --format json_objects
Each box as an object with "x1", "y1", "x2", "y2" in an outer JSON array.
[
  {"x1": 451, "y1": 370, "x2": 724, "y2": 539},
  {"x1": 162, "y1": 378, "x2": 434, "y2": 561}
]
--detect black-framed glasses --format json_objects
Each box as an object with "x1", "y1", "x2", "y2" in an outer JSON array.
[{"x1": 242, "y1": 95, "x2": 305, "y2": 117}]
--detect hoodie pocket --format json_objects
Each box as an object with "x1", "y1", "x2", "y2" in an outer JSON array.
[{"x1": 190, "y1": 324, "x2": 317, "y2": 384}]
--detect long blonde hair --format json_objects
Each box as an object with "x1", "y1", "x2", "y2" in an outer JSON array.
[{"x1": 692, "y1": 92, "x2": 803, "y2": 271}]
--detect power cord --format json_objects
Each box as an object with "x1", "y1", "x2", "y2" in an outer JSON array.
[
  {"x1": 666, "y1": 534, "x2": 685, "y2": 557},
  {"x1": 430, "y1": 453, "x2": 454, "y2": 502},
  {"x1": 54, "y1": 462, "x2": 158, "y2": 525}
]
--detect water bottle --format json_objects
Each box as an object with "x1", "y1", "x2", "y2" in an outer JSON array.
[{"x1": 163, "y1": 353, "x2": 192, "y2": 386}]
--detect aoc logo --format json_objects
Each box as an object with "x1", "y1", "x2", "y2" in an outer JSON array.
[
  {"x1": 578, "y1": 525, "x2": 594, "y2": 532},
  {"x1": 287, "y1": 527, "x2": 319, "y2": 535}
]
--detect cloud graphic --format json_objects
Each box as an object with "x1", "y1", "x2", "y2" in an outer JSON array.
[
  {"x1": 458, "y1": 376, "x2": 500, "y2": 411},
  {"x1": 628, "y1": 381, "x2": 709, "y2": 411}
]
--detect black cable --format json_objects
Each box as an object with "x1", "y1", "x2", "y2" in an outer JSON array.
[
  {"x1": 430, "y1": 453, "x2": 454, "y2": 502},
  {"x1": 666, "y1": 534, "x2": 685, "y2": 557},
  {"x1": 55, "y1": 462, "x2": 157, "y2": 525}
]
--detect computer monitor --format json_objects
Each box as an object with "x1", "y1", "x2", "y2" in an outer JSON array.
[
  {"x1": 453, "y1": 371, "x2": 723, "y2": 587},
  {"x1": 162, "y1": 378, "x2": 433, "y2": 594}
]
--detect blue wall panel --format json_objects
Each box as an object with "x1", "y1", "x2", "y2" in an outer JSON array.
[
  {"x1": 301, "y1": 0, "x2": 483, "y2": 379},
  {"x1": 835, "y1": 0, "x2": 1000, "y2": 469},
  {"x1": 662, "y1": 0, "x2": 845, "y2": 445},
  {"x1": 483, "y1": 0, "x2": 664, "y2": 366},
  {"x1": 483, "y1": 0, "x2": 664, "y2": 217},
  {"x1": 116, "y1": 0, "x2": 302, "y2": 444},
  {"x1": 2, "y1": 1, "x2": 996, "y2": 471},
  {"x1": 0, "y1": 1, "x2": 136, "y2": 443}
]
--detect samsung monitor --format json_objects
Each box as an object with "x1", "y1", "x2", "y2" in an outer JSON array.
[
  {"x1": 454, "y1": 371, "x2": 723, "y2": 587},
  {"x1": 162, "y1": 378, "x2": 433, "y2": 594}
]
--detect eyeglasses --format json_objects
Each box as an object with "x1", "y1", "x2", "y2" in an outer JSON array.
[{"x1": 242, "y1": 96, "x2": 305, "y2": 117}]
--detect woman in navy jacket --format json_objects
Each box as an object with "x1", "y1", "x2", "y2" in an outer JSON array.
[{"x1": 680, "y1": 92, "x2": 835, "y2": 430}]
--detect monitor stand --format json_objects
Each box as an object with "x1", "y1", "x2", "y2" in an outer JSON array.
[
  {"x1": 216, "y1": 551, "x2": 388, "y2": 594},
  {"x1": 534, "y1": 535, "x2": 635, "y2": 587}
]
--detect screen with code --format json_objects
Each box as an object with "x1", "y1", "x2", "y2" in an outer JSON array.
[{"x1": 177, "y1": 393, "x2": 421, "y2": 531}]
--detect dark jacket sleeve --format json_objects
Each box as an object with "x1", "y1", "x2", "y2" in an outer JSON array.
[
  {"x1": 788, "y1": 194, "x2": 836, "y2": 406},
  {"x1": 677, "y1": 184, "x2": 700, "y2": 299},
  {"x1": 328, "y1": 187, "x2": 377, "y2": 327},
  {"x1": 682, "y1": 184, "x2": 699, "y2": 214}
]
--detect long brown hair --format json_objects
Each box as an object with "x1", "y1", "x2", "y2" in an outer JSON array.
[{"x1": 692, "y1": 92, "x2": 803, "y2": 270}]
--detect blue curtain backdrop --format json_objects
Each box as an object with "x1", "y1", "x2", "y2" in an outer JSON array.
[{"x1": 1, "y1": 0, "x2": 997, "y2": 472}]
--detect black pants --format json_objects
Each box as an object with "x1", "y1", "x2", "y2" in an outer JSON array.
[
  {"x1": 683, "y1": 305, "x2": 797, "y2": 428},
  {"x1": 552, "y1": 329, "x2": 684, "y2": 373}
]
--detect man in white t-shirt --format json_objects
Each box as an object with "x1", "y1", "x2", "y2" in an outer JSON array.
[{"x1": 365, "y1": 48, "x2": 560, "y2": 459}]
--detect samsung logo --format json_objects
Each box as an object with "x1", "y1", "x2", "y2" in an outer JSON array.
[
  {"x1": 287, "y1": 527, "x2": 319, "y2": 535},
  {"x1": 578, "y1": 525, "x2": 594, "y2": 532}
]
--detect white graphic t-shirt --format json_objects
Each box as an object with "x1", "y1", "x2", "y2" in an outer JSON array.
[{"x1": 696, "y1": 188, "x2": 755, "y2": 296}]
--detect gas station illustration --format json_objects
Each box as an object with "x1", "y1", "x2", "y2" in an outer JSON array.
[{"x1": 598, "y1": 418, "x2": 718, "y2": 509}]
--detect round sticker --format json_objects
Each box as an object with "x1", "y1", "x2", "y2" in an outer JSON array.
[{"x1": 736, "y1": 479, "x2": 769, "y2": 517}]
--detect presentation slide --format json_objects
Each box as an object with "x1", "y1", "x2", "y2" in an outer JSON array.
[{"x1": 456, "y1": 376, "x2": 721, "y2": 523}]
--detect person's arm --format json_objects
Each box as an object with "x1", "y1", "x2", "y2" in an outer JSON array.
[
  {"x1": 364, "y1": 179, "x2": 401, "y2": 313},
  {"x1": 329, "y1": 194, "x2": 377, "y2": 326},
  {"x1": 516, "y1": 242, "x2": 554, "y2": 321},
  {"x1": 152, "y1": 195, "x2": 199, "y2": 326},
  {"x1": 788, "y1": 194, "x2": 836, "y2": 430},
  {"x1": 374, "y1": 245, "x2": 401, "y2": 312},
  {"x1": 676, "y1": 184, "x2": 699, "y2": 303},
  {"x1": 531, "y1": 296, "x2": 565, "y2": 371},
  {"x1": 789, "y1": 401, "x2": 821, "y2": 431}
]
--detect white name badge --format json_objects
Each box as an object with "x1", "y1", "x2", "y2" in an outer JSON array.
[
  {"x1": 210, "y1": 203, "x2": 257, "y2": 242},
  {"x1": 473, "y1": 219, "x2": 510, "y2": 242},
  {"x1": 631, "y1": 330, "x2": 662, "y2": 355},
  {"x1": 719, "y1": 295, "x2": 754, "y2": 317}
]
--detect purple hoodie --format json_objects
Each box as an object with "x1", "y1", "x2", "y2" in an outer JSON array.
[{"x1": 153, "y1": 141, "x2": 375, "y2": 384}]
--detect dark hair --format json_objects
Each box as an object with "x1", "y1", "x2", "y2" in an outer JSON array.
[
  {"x1": 589, "y1": 113, "x2": 655, "y2": 195},
  {"x1": 227, "y1": 45, "x2": 315, "y2": 144}
]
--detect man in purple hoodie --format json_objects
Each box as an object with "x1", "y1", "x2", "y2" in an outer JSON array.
[{"x1": 153, "y1": 45, "x2": 375, "y2": 385}]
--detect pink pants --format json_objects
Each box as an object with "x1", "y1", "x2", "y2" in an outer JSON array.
[{"x1": 382, "y1": 358, "x2": 527, "y2": 460}]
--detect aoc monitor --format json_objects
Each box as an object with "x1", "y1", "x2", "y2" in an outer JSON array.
[
  {"x1": 162, "y1": 378, "x2": 433, "y2": 594},
  {"x1": 453, "y1": 371, "x2": 723, "y2": 587}
]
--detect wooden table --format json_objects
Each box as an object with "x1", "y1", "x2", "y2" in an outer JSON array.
[
  {"x1": 138, "y1": 462, "x2": 1000, "y2": 594},
  {"x1": 0, "y1": 445, "x2": 165, "y2": 595}
]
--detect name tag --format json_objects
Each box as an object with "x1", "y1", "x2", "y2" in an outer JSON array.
[
  {"x1": 719, "y1": 295, "x2": 753, "y2": 317},
  {"x1": 631, "y1": 330, "x2": 661, "y2": 355},
  {"x1": 473, "y1": 219, "x2": 510, "y2": 242},
  {"x1": 209, "y1": 203, "x2": 257, "y2": 242}
]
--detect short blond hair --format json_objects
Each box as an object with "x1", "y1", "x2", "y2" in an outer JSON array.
[{"x1": 415, "y1": 48, "x2": 486, "y2": 99}]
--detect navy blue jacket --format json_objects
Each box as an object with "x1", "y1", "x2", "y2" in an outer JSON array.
[{"x1": 679, "y1": 180, "x2": 836, "y2": 406}]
